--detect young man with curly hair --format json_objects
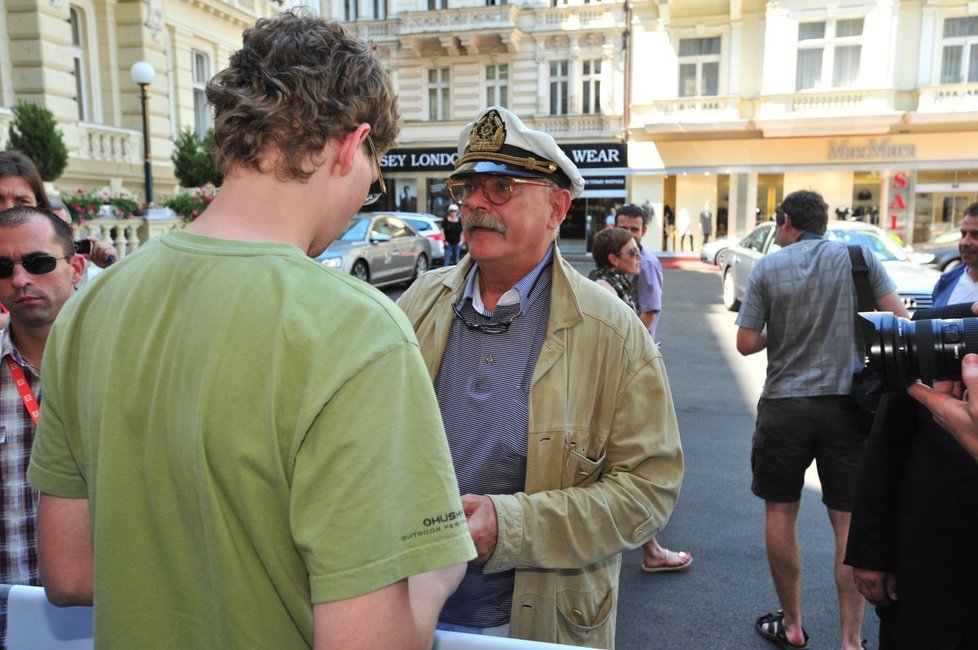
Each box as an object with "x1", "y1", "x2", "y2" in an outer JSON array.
[{"x1": 28, "y1": 10, "x2": 473, "y2": 649}]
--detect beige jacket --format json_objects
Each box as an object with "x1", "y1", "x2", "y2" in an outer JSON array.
[{"x1": 397, "y1": 248, "x2": 683, "y2": 649}]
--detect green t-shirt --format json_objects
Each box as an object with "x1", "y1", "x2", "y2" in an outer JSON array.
[{"x1": 28, "y1": 230, "x2": 474, "y2": 648}]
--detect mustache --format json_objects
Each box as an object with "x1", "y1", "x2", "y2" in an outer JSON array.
[{"x1": 462, "y1": 211, "x2": 506, "y2": 234}]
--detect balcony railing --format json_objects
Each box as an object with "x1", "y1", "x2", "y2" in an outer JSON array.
[
  {"x1": 532, "y1": 114, "x2": 622, "y2": 138},
  {"x1": 631, "y1": 96, "x2": 742, "y2": 124},
  {"x1": 77, "y1": 123, "x2": 141, "y2": 165},
  {"x1": 757, "y1": 88, "x2": 897, "y2": 117},
  {"x1": 397, "y1": 5, "x2": 519, "y2": 36},
  {"x1": 0, "y1": 108, "x2": 12, "y2": 150},
  {"x1": 917, "y1": 82, "x2": 978, "y2": 113}
]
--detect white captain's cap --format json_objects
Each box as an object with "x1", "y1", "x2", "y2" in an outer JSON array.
[
  {"x1": 448, "y1": 204, "x2": 459, "y2": 211},
  {"x1": 452, "y1": 106, "x2": 585, "y2": 199}
]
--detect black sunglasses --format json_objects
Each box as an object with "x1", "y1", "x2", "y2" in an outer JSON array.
[
  {"x1": 452, "y1": 302, "x2": 521, "y2": 334},
  {"x1": 0, "y1": 254, "x2": 72, "y2": 279}
]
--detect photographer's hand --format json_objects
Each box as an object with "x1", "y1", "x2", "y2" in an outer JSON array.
[{"x1": 908, "y1": 353, "x2": 978, "y2": 462}]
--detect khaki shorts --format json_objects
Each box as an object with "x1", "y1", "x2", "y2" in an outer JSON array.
[{"x1": 751, "y1": 395, "x2": 865, "y2": 511}]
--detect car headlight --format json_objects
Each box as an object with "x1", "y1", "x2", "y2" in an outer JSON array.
[
  {"x1": 320, "y1": 256, "x2": 343, "y2": 269},
  {"x1": 909, "y1": 252, "x2": 935, "y2": 265}
]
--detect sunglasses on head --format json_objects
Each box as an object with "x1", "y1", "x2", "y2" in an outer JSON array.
[{"x1": 0, "y1": 254, "x2": 72, "y2": 279}]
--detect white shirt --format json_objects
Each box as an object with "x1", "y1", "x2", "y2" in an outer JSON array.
[{"x1": 947, "y1": 269, "x2": 978, "y2": 306}]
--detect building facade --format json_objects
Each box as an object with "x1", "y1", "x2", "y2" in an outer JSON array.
[
  {"x1": 333, "y1": 0, "x2": 978, "y2": 251},
  {"x1": 0, "y1": 0, "x2": 275, "y2": 203},
  {"x1": 3, "y1": 0, "x2": 975, "y2": 252}
]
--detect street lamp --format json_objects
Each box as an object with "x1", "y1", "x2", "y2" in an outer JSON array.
[{"x1": 130, "y1": 61, "x2": 156, "y2": 206}]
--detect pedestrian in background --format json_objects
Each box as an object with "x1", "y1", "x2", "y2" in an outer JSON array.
[
  {"x1": 28, "y1": 10, "x2": 472, "y2": 648},
  {"x1": 0, "y1": 205, "x2": 84, "y2": 646},
  {"x1": 736, "y1": 189, "x2": 907, "y2": 650},
  {"x1": 931, "y1": 202, "x2": 978, "y2": 307},
  {"x1": 398, "y1": 105, "x2": 683, "y2": 648},
  {"x1": 443, "y1": 203, "x2": 463, "y2": 265},
  {"x1": 700, "y1": 204, "x2": 713, "y2": 246}
]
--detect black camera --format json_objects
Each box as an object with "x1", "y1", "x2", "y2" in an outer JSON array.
[
  {"x1": 860, "y1": 311, "x2": 978, "y2": 392},
  {"x1": 75, "y1": 239, "x2": 91, "y2": 255}
]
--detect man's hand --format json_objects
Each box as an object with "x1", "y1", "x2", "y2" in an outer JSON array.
[
  {"x1": 461, "y1": 494, "x2": 498, "y2": 562},
  {"x1": 907, "y1": 353, "x2": 978, "y2": 462},
  {"x1": 82, "y1": 237, "x2": 117, "y2": 268},
  {"x1": 853, "y1": 568, "x2": 898, "y2": 607}
]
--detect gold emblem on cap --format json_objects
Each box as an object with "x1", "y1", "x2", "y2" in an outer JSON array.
[
  {"x1": 456, "y1": 109, "x2": 559, "y2": 175},
  {"x1": 469, "y1": 109, "x2": 507, "y2": 153}
]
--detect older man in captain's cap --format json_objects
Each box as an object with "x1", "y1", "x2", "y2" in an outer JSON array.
[{"x1": 397, "y1": 106, "x2": 684, "y2": 649}]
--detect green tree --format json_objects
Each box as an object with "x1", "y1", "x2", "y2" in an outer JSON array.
[
  {"x1": 8, "y1": 101, "x2": 69, "y2": 181},
  {"x1": 171, "y1": 127, "x2": 222, "y2": 188}
]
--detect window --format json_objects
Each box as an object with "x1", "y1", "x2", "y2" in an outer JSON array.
[
  {"x1": 486, "y1": 0, "x2": 507, "y2": 5},
  {"x1": 796, "y1": 18, "x2": 863, "y2": 90},
  {"x1": 485, "y1": 64, "x2": 508, "y2": 107},
  {"x1": 428, "y1": 68, "x2": 450, "y2": 120},
  {"x1": 549, "y1": 61, "x2": 568, "y2": 115},
  {"x1": 344, "y1": 0, "x2": 357, "y2": 21},
  {"x1": 372, "y1": 0, "x2": 387, "y2": 20},
  {"x1": 69, "y1": 6, "x2": 91, "y2": 121},
  {"x1": 192, "y1": 51, "x2": 212, "y2": 140},
  {"x1": 428, "y1": 0, "x2": 447, "y2": 9},
  {"x1": 581, "y1": 59, "x2": 601, "y2": 113},
  {"x1": 678, "y1": 37, "x2": 720, "y2": 97},
  {"x1": 941, "y1": 17, "x2": 978, "y2": 84}
]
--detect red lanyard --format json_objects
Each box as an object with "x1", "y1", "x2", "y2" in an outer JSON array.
[{"x1": 5, "y1": 356, "x2": 39, "y2": 424}]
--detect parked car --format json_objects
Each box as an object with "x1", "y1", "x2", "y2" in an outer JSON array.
[
  {"x1": 700, "y1": 236, "x2": 737, "y2": 266},
  {"x1": 401, "y1": 213, "x2": 446, "y2": 265},
  {"x1": 910, "y1": 227, "x2": 961, "y2": 271},
  {"x1": 316, "y1": 212, "x2": 431, "y2": 288},
  {"x1": 719, "y1": 220, "x2": 941, "y2": 314}
]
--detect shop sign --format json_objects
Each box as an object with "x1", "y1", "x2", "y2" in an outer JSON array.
[
  {"x1": 561, "y1": 143, "x2": 626, "y2": 169},
  {"x1": 887, "y1": 171, "x2": 912, "y2": 233},
  {"x1": 381, "y1": 148, "x2": 458, "y2": 172},
  {"x1": 582, "y1": 176, "x2": 626, "y2": 191},
  {"x1": 827, "y1": 138, "x2": 916, "y2": 161}
]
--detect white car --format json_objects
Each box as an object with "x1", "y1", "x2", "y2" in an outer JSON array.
[
  {"x1": 401, "y1": 213, "x2": 446, "y2": 265},
  {"x1": 719, "y1": 220, "x2": 940, "y2": 314}
]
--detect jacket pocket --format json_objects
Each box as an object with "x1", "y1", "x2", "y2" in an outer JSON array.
[
  {"x1": 555, "y1": 585, "x2": 615, "y2": 647},
  {"x1": 562, "y1": 433, "x2": 606, "y2": 488}
]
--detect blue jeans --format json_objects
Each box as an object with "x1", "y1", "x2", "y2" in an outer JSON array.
[{"x1": 444, "y1": 244, "x2": 462, "y2": 266}]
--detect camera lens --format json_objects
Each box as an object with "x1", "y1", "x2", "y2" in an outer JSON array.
[{"x1": 861, "y1": 312, "x2": 978, "y2": 391}]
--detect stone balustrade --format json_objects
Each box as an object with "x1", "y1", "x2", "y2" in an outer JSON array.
[
  {"x1": 76, "y1": 217, "x2": 184, "y2": 260},
  {"x1": 77, "y1": 123, "x2": 141, "y2": 165}
]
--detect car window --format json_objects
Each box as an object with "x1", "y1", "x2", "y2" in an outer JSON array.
[
  {"x1": 405, "y1": 218, "x2": 431, "y2": 233},
  {"x1": 826, "y1": 228, "x2": 907, "y2": 262},
  {"x1": 740, "y1": 224, "x2": 773, "y2": 252},
  {"x1": 385, "y1": 217, "x2": 414, "y2": 239},
  {"x1": 340, "y1": 218, "x2": 369, "y2": 241}
]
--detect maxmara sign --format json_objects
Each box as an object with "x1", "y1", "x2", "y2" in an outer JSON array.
[{"x1": 827, "y1": 138, "x2": 917, "y2": 161}]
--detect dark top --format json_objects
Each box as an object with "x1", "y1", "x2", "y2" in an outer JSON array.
[{"x1": 442, "y1": 218, "x2": 463, "y2": 245}]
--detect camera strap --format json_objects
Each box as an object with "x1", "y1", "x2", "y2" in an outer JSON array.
[{"x1": 847, "y1": 245, "x2": 877, "y2": 367}]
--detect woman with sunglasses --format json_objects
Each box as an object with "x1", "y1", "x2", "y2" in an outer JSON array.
[
  {"x1": 589, "y1": 226, "x2": 642, "y2": 308},
  {"x1": 589, "y1": 226, "x2": 694, "y2": 575}
]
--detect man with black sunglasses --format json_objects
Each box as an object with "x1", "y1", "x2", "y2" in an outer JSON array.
[
  {"x1": 0, "y1": 205, "x2": 83, "y2": 645},
  {"x1": 27, "y1": 10, "x2": 472, "y2": 649},
  {"x1": 397, "y1": 106, "x2": 684, "y2": 648}
]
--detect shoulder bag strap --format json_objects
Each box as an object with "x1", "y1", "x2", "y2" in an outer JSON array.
[{"x1": 847, "y1": 244, "x2": 877, "y2": 368}]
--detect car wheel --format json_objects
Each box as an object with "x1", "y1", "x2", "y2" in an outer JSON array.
[
  {"x1": 351, "y1": 259, "x2": 370, "y2": 282},
  {"x1": 722, "y1": 268, "x2": 741, "y2": 312},
  {"x1": 410, "y1": 254, "x2": 429, "y2": 283}
]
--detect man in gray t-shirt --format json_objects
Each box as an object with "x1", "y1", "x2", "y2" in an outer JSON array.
[{"x1": 735, "y1": 190, "x2": 907, "y2": 650}]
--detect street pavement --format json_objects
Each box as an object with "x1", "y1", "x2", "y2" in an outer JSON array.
[{"x1": 387, "y1": 246, "x2": 881, "y2": 650}]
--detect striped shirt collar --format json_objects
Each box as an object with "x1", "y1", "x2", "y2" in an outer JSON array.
[{"x1": 462, "y1": 245, "x2": 555, "y2": 317}]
